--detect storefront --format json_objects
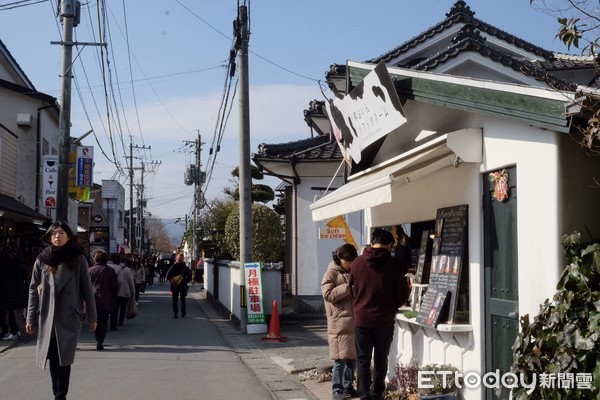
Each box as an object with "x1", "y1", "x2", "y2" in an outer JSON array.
[
  {"x1": 310, "y1": 63, "x2": 600, "y2": 399},
  {"x1": 0, "y1": 193, "x2": 49, "y2": 275}
]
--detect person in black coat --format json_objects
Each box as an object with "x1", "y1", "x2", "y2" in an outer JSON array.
[
  {"x1": 89, "y1": 249, "x2": 119, "y2": 350},
  {"x1": 166, "y1": 252, "x2": 192, "y2": 319},
  {"x1": 0, "y1": 247, "x2": 27, "y2": 340}
]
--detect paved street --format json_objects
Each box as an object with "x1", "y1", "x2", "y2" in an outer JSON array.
[{"x1": 0, "y1": 283, "x2": 331, "y2": 400}]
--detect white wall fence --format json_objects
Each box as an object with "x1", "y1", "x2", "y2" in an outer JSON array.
[{"x1": 204, "y1": 258, "x2": 283, "y2": 322}]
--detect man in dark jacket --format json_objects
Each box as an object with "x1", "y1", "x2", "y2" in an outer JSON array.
[
  {"x1": 349, "y1": 229, "x2": 409, "y2": 400},
  {"x1": 166, "y1": 253, "x2": 192, "y2": 319}
]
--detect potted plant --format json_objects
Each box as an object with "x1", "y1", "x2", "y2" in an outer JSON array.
[
  {"x1": 418, "y1": 363, "x2": 459, "y2": 400},
  {"x1": 386, "y1": 361, "x2": 419, "y2": 399},
  {"x1": 385, "y1": 361, "x2": 459, "y2": 400}
]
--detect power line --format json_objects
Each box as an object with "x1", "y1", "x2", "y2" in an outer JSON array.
[{"x1": 0, "y1": 0, "x2": 48, "y2": 11}]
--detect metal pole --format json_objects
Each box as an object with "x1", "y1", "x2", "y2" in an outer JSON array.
[
  {"x1": 237, "y1": 5, "x2": 250, "y2": 333},
  {"x1": 129, "y1": 140, "x2": 134, "y2": 253},
  {"x1": 140, "y1": 162, "x2": 145, "y2": 259},
  {"x1": 56, "y1": 0, "x2": 76, "y2": 223},
  {"x1": 194, "y1": 132, "x2": 201, "y2": 264}
]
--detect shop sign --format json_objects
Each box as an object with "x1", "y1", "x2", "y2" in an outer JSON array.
[
  {"x1": 76, "y1": 146, "x2": 93, "y2": 187},
  {"x1": 42, "y1": 155, "x2": 58, "y2": 208},
  {"x1": 244, "y1": 263, "x2": 265, "y2": 325},
  {"x1": 325, "y1": 61, "x2": 406, "y2": 165},
  {"x1": 319, "y1": 227, "x2": 346, "y2": 240}
]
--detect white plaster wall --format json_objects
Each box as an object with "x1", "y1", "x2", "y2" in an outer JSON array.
[
  {"x1": 366, "y1": 117, "x2": 565, "y2": 399},
  {"x1": 0, "y1": 89, "x2": 59, "y2": 214},
  {"x1": 296, "y1": 177, "x2": 364, "y2": 297},
  {"x1": 482, "y1": 120, "x2": 562, "y2": 317}
]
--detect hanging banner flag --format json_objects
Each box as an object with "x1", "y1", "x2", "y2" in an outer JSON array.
[
  {"x1": 42, "y1": 155, "x2": 58, "y2": 209},
  {"x1": 76, "y1": 146, "x2": 94, "y2": 187},
  {"x1": 244, "y1": 262, "x2": 268, "y2": 334}
]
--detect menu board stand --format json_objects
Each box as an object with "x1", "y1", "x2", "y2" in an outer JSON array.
[{"x1": 415, "y1": 204, "x2": 468, "y2": 326}]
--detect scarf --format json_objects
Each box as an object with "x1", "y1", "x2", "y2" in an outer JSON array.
[{"x1": 37, "y1": 242, "x2": 82, "y2": 270}]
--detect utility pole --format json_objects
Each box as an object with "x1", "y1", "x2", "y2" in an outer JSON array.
[
  {"x1": 55, "y1": 0, "x2": 76, "y2": 223},
  {"x1": 193, "y1": 132, "x2": 202, "y2": 265},
  {"x1": 183, "y1": 133, "x2": 204, "y2": 266},
  {"x1": 127, "y1": 142, "x2": 151, "y2": 254},
  {"x1": 53, "y1": 0, "x2": 104, "y2": 223},
  {"x1": 236, "y1": 5, "x2": 251, "y2": 333}
]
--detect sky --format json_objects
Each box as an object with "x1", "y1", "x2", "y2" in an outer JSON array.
[{"x1": 0, "y1": 0, "x2": 573, "y2": 241}]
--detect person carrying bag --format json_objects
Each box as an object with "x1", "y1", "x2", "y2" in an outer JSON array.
[{"x1": 165, "y1": 253, "x2": 192, "y2": 319}]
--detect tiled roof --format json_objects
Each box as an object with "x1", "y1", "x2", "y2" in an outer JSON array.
[
  {"x1": 367, "y1": 0, "x2": 554, "y2": 65},
  {"x1": 254, "y1": 135, "x2": 342, "y2": 161},
  {"x1": 412, "y1": 24, "x2": 577, "y2": 91},
  {"x1": 357, "y1": 0, "x2": 597, "y2": 91},
  {"x1": 0, "y1": 193, "x2": 48, "y2": 220}
]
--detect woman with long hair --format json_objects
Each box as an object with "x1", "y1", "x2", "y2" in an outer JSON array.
[
  {"x1": 26, "y1": 221, "x2": 97, "y2": 400},
  {"x1": 321, "y1": 243, "x2": 359, "y2": 400}
]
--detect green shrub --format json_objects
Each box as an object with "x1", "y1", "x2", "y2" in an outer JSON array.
[
  {"x1": 224, "y1": 203, "x2": 284, "y2": 263},
  {"x1": 511, "y1": 231, "x2": 600, "y2": 399}
]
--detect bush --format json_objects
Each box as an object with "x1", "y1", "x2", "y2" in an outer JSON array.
[
  {"x1": 511, "y1": 231, "x2": 600, "y2": 399},
  {"x1": 224, "y1": 203, "x2": 284, "y2": 263}
]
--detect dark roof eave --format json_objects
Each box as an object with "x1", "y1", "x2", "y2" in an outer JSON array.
[{"x1": 367, "y1": 6, "x2": 553, "y2": 65}]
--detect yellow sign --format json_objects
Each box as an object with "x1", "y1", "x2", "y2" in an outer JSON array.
[{"x1": 324, "y1": 215, "x2": 357, "y2": 249}]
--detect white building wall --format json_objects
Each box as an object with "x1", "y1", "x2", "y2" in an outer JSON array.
[
  {"x1": 295, "y1": 176, "x2": 364, "y2": 303},
  {"x1": 366, "y1": 117, "x2": 565, "y2": 400}
]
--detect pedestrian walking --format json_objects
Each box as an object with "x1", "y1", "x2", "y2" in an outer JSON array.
[
  {"x1": 89, "y1": 249, "x2": 118, "y2": 350},
  {"x1": 107, "y1": 253, "x2": 135, "y2": 329},
  {"x1": 25, "y1": 221, "x2": 97, "y2": 400},
  {"x1": 166, "y1": 252, "x2": 192, "y2": 319},
  {"x1": 349, "y1": 229, "x2": 410, "y2": 400},
  {"x1": 322, "y1": 244, "x2": 360, "y2": 400},
  {"x1": 132, "y1": 255, "x2": 145, "y2": 301}
]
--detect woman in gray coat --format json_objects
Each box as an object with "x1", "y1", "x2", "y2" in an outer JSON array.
[
  {"x1": 26, "y1": 221, "x2": 97, "y2": 400},
  {"x1": 321, "y1": 244, "x2": 359, "y2": 400}
]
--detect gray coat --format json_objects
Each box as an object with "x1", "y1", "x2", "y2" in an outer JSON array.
[
  {"x1": 321, "y1": 261, "x2": 356, "y2": 360},
  {"x1": 26, "y1": 254, "x2": 97, "y2": 369}
]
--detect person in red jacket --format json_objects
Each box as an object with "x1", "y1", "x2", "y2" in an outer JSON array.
[{"x1": 349, "y1": 229, "x2": 409, "y2": 400}]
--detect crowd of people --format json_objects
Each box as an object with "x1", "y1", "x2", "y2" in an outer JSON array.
[
  {"x1": 0, "y1": 220, "x2": 198, "y2": 400},
  {"x1": 322, "y1": 229, "x2": 410, "y2": 400}
]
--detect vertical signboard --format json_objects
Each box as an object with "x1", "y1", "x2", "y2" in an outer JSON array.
[
  {"x1": 42, "y1": 155, "x2": 58, "y2": 208},
  {"x1": 244, "y1": 262, "x2": 267, "y2": 334},
  {"x1": 76, "y1": 146, "x2": 93, "y2": 187}
]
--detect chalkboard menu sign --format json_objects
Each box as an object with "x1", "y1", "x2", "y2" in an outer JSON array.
[
  {"x1": 416, "y1": 287, "x2": 449, "y2": 327},
  {"x1": 414, "y1": 230, "x2": 431, "y2": 284},
  {"x1": 416, "y1": 204, "x2": 468, "y2": 326}
]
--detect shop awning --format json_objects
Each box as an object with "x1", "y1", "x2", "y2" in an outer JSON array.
[
  {"x1": 0, "y1": 193, "x2": 48, "y2": 223},
  {"x1": 310, "y1": 129, "x2": 481, "y2": 221}
]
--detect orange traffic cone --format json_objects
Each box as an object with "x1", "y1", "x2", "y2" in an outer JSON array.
[{"x1": 262, "y1": 299, "x2": 287, "y2": 342}]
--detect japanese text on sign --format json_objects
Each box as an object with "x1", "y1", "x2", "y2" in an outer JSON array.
[{"x1": 244, "y1": 263, "x2": 265, "y2": 324}]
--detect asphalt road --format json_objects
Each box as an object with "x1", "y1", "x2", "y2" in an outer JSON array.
[{"x1": 0, "y1": 282, "x2": 292, "y2": 400}]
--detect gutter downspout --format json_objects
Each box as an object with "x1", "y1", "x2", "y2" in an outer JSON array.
[{"x1": 36, "y1": 104, "x2": 55, "y2": 212}]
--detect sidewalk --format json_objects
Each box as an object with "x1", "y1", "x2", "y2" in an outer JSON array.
[
  {"x1": 0, "y1": 286, "x2": 334, "y2": 400},
  {"x1": 190, "y1": 285, "x2": 333, "y2": 400}
]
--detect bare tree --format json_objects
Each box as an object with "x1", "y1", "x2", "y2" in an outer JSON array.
[
  {"x1": 146, "y1": 217, "x2": 173, "y2": 255},
  {"x1": 531, "y1": 0, "x2": 600, "y2": 152}
]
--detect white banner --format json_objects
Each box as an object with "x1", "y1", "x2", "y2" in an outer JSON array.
[{"x1": 326, "y1": 61, "x2": 407, "y2": 164}]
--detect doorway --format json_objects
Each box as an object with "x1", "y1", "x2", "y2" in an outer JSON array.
[{"x1": 483, "y1": 166, "x2": 518, "y2": 400}]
